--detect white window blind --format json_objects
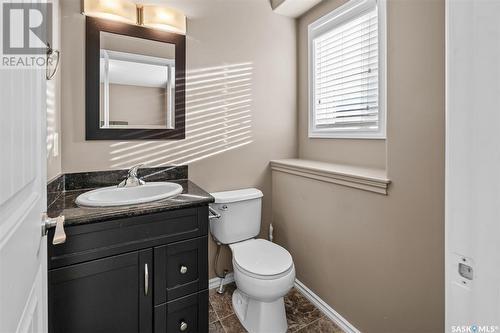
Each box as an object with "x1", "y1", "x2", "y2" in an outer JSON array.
[{"x1": 309, "y1": 0, "x2": 385, "y2": 138}]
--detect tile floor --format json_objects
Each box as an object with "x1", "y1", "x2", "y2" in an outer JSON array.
[{"x1": 209, "y1": 283, "x2": 345, "y2": 333}]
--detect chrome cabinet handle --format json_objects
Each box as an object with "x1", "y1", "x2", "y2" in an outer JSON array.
[
  {"x1": 144, "y1": 263, "x2": 149, "y2": 296},
  {"x1": 180, "y1": 321, "x2": 188, "y2": 331},
  {"x1": 180, "y1": 265, "x2": 188, "y2": 274}
]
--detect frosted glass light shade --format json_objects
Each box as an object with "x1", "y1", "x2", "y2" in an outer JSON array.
[
  {"x1": 142, "y1": 5, "x2": 186, "y2": 34},
  {"x1": 83, "y1": 0, "x2": 137, "y2": 24}
]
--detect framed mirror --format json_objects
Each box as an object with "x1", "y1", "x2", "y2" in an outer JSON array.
[{"x1": 86, "y1": 16, "x2": 185, "y2": 140}]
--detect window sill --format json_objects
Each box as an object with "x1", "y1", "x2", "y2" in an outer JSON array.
[
  {"x1": 308, "y1": 132, "x2": 387, "y2": 140},
  {"x1": 270, "y1": 159, "x2": 390, "y2": 195}
]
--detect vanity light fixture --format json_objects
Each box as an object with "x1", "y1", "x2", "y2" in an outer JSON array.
[
  {"x1": 141, "y1": 5, "x2": 186, "y2": 34},
  {"x1": 83, "y1": 0, "x2": 137, "y2": 24},
  {"x1": 82, "y1": 0, "x2": 186, "y2": 34}
]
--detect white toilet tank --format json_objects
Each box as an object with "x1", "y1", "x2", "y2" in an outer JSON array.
[{"x1": 209, "y1": 188, "x2": 263, "y2": 244}]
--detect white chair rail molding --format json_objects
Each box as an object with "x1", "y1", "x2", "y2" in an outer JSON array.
[{"x1": 271, "y1": 159, "x2": 390, "y2": 195}]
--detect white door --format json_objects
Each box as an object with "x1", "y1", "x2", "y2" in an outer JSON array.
[
  {"x1": 446, "y1": 0, "x2": 500, "y2": 331},
  {"x1": 0, "y1": 13, "x2": 48, "y2": 333}
]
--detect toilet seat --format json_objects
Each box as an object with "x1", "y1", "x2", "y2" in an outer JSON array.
[
  {"x1": 233, "y1": 259, "x2": 294, "y2": 280},
  {"x1": 230, "y1": 239, "x2": 294, "y2": 279}
]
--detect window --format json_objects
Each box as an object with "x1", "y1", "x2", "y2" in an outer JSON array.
[{"x1": 308, "y1": 0, "x2": 385, "y2": 139}]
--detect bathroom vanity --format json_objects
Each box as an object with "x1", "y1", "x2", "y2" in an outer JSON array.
[{"x1": 46, "y1": 167, "x2": 213, "y2": 333}]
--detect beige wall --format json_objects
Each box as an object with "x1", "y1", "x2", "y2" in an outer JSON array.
[
  {"x1": 272, "y1": 0, "x2": 445, "y2": 332},
  {"x1": 60, "y1": 0, "x2": 297, "y2": 278}
]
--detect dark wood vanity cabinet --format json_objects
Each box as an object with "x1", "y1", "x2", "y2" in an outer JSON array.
[
  {"x1": 49, "y1": 250, "x2": 153, "y2": 333},
  {"x1": 48, "y1": 206, "x2": 209, "y2": 333}
]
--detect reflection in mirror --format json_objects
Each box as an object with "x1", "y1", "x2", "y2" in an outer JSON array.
[{"x1": 99, "y1": 32, "x2": 175, "y2": 129}]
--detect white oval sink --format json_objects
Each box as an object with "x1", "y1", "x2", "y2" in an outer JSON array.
[{"x1": 75, "y1": 182, "x2": 183, "y2": 207}]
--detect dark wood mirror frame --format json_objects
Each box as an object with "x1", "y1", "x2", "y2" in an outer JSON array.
[{"x1": 85, "y1": 16, "x2": 186, "y2": 140}]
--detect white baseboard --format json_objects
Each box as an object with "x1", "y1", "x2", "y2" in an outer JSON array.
[
  {"x1": 208, "y1": 273, "x2": 235, "y2": 290},
  {"x1": 294, "y1": 279, "x2": 361, "y2": 333}
]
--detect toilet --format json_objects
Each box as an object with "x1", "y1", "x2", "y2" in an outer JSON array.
[{"x1": 209, "y1": 188, "x2": 295, "y2": 333}]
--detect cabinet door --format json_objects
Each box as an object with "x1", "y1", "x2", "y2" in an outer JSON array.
[{"x1": 49, "y1": 250, "x2": 153, "y2": 333}]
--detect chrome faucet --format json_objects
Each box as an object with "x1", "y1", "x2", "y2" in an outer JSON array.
[{"x1": 118, "y1": 164, "x2": 146, "y2": 188}]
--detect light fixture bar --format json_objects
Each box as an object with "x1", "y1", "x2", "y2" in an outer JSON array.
[
  {"x1": 142, "y1": 5, "x2": 186, "y2": 35},
  {"x1": 82, "y1": 0, "x2": 186, "y2": 35},
  {"x1": 83, "y1": 0, "x2": 137, "y2": 24}
]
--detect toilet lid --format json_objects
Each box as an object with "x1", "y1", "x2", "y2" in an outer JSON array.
[{"x1": 231, "y1": 239, "x2": 293, "y2": 276}]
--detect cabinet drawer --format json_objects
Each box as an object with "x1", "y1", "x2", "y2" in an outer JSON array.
[
  {"x1": 49, "y1": 206, "x2": 208, "y2": 269},
  {"x1": 154, "y1": 237, "x2": 208, "y2": 304},
  {"x1": 154, "y1": 291, "x2": 208, "y2": 333}
]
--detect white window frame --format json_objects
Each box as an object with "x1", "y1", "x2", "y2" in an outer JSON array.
[{"x1": 308, "y1": 0, "x2": 386, "y2": 139}]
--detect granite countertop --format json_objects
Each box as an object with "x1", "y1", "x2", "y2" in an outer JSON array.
[
  {"x1": 47, "y1": 167, "x2": 214, "y2": 227},
  {"x1": 48, "y1": 180, "x2": 214, "y2": 227}
]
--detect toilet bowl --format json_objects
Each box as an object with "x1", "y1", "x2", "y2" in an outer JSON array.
[
  {"x1": 230, "y1": 239, "x2": 295, "y2": 333},
  {"x1": 209, "y1": 188, "x2": 295, "y2": 333}
]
